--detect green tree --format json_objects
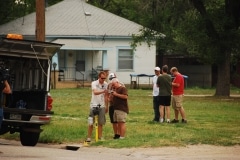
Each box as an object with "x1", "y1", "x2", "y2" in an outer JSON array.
[
  {"x1": 0, "y1": 0, "x2": 62, "y2": 25},
  {"x1": 169, "y1": 0, "x2": 240, "y2": 96},
  {"x1": 88, "y1": 0, "x2": 240, "y2": 96},
  {"x1": 0, "y1": 0, "x2": 29, "y2": 25}
]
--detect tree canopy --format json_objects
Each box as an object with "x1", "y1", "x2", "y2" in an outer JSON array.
[
  {"x1": 0, "y1": 0, "x2": 63, "y2": 25},
  {"x1": 88, "y1": 0, "x2": 240, "y2": 96},
  {"x1": 1, "y1": 0, "x2": 239, "y2": 96}
]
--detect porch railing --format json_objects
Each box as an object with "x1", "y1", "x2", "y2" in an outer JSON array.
[
  {"x1": 58, "y1": 67, "x2": 84, "y2": 85},
  {"x1": 58, "y1": 67, "x2": 101, "y2": 83}
]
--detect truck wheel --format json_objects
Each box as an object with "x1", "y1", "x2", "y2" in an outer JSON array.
[{"x1": 20, "y1": 131, "x2": 40, "y2": 146}]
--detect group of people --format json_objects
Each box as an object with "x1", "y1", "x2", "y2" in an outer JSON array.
[
  {"x1": 152, "y1": 65, "x2": 187, "y2": 123},
  {"x1": 86, "y1": 71, "x2": 128, "y2": 142},
  {"x1": 85, "y1": 65, "x2": 187, "y2": 142}
]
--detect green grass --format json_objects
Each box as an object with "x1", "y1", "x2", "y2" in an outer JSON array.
[{"x1": 1, "y1": 87, "x2": 240, "y2": 148}]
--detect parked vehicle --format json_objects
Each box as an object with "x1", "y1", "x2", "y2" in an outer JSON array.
[{"x1": 0, "y1": 36, "x2": 62, "y2": 146}]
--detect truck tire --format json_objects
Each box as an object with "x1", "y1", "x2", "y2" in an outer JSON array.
[{"x1": 20, "y1": 131, "x2": 40, "y2": 146}]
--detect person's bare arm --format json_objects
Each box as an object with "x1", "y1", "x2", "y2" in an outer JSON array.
[
  {"x1": 3, "y1": 80, "x2": 11, "y2": 94},
  {"x1": 104, "y1": 91, "x2": 109, "y2": 113},
  {"x1": 172, "y1": 82, "x2": 180, "y2": 87},
  {"x1": 93, "y1": 88, "x2": 107, "y2": 95}
]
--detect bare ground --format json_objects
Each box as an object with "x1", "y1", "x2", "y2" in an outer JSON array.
[
  {"x1": 53, "y1": 143, "x2": 240, "y2": 160},
  {"x1": 1, "y1": 139, "x2": 240, "y2": 160}
]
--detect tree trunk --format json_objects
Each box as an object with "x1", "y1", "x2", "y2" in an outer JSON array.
[{"x1": 215, "y1": 52, "x2": 230, "y2": 97}]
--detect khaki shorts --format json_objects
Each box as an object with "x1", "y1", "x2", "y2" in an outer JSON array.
[
  {"x1": 89, "y1": 107, "x2": 106, "y2": 125},
  {"x1": 113, "y1": 110, "x2": 127, "y2": 123},
  {"x1": 172, "y1": 95, "x2": 183, "y2": 111}
]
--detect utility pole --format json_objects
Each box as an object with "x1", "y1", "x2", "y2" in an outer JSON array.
[{"x1": 36, "y1": 0, "x2": 45, "y2": 41}]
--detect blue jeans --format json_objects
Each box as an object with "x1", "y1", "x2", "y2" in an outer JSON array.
[{"x1": 153, "y1": 96, "x2": 160, "y2": 121}]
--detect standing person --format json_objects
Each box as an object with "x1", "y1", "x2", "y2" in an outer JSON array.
[
  {"x1": 107, "y1": 73, "x2": 119, "y2": 139},
  {"x1": 111, "y1": 78, "x2": 128, "y2": 139},
  {"x1": 108, "y1": 73, "x2": 126, "y2": 139},
  {"x1": 170, "y1": 67, "x2": 187, "y2": 123},
  {"x1": 108, "y1": 73, "x2": 125, "y2": 139},
  {"x1": 86, "y1": 71, "x2": 108, "y2": 142},
  {"x1": 152, "y1": 67, "x2": 161, "y2": 122},
  {"x1": 0, "y1": 80, "x2": 12, "y2": 129},
  {"x1": 157, "y1": 65, "x2": 172, "y2": 123}
]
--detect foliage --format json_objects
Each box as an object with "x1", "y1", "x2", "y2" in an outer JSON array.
[
  {"x1": 0, "y1": 0, "x2": 31, "y2": 25},
  {"x1": 0, "y1": 0, "x2": 63, "y2": 25},
  {"x1": 88, "y1": 0, "x2": 240, "y2": 64},
  {"x1": 1, "y1": 0, "x2": 239, "y2": 95},
  {"x1": 131, "y1": 28, "x2": 165, "y2": 51},
  {"x1": 87, "y1": 0, "x2": 240, "y2": 96}
]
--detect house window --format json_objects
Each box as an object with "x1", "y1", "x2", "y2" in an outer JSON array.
[{"x1": 118, "y1": 49, "x2": 134, "y2": 70}]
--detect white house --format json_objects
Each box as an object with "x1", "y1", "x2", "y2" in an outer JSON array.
[{"x1": 0, "y1": 0, "x2": 156, "y2": 86}]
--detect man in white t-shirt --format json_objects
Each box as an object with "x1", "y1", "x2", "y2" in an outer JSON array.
[
  {"x1": 86, "y1": 71, "x2": 108, "y2": 142},
  {"x1": 152, "y1": 67, "x2": 161, "y2": 122}
]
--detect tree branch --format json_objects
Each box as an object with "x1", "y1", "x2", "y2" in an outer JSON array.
[{"x1": 190, "y1": 0, "x2": 219, "y2": 39}]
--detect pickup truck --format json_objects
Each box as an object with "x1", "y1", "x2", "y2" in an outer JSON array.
[{"x1": 0, "y1": 37, "x2": 62, "y2": 146}]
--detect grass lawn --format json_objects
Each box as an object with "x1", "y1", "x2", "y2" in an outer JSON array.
[{"x1": 2, "y1": 87, "x2": 240, "y2": 148}]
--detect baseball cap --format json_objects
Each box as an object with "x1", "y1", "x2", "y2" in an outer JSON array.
[
  {"x1": 109, "y1": 73, "x2": 116, "y2": 80},
  {"x1": 154, "y1": 67, "x2": 160, "y2": 71}
]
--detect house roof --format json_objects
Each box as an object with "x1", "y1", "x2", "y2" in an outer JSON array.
[
  {"x1": 52, "y1": 38, "x2": 112, "y2": 50},
  {"x1": 0, "y1": 0, "x2": 142, "y2": 38}
]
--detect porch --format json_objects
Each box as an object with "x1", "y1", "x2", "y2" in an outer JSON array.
[
  {"x1": 58, "y1": 67, "x2": 99, "y2": 81},
  {"x1": 54, "y1": 80, "x2": 92, "y2": 89},
  {"x1": 51, "y1": 67, "x2": 100, "y2": 89}
]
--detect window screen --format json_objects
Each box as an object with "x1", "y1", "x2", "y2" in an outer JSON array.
[{"x1": 118, "y1": 49, "x2": 133, "y2": 70}]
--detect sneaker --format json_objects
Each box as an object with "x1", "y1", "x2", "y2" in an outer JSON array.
[
  {"x1": 171, "y1": 119, "x2": 179, "y2": 123},
  {"x1": 113, "y1": 134, "x2": 120, "y2": 139},
  {"x1": 166, "y1": 119, "x2": 170, "y2": 123},
  {"x1": 159, "y1": 118, "x2": 164, "y2": 123},
  {"x1": 119, "y1": 137, "x2": 125, "y2": 139},
  {"x1": 182, "y1": 119, "x2": 187, "y2": 123}
]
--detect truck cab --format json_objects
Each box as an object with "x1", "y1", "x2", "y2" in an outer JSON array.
[{"x1": 0, "y1": 36, "x2": 62, "y2": 146}]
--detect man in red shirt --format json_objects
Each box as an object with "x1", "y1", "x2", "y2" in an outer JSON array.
[{"x1": 170, "y1": 67, "x2": 187, "y2": 123}]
